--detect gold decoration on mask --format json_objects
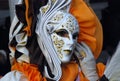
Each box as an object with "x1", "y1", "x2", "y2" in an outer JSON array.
[
  {"x1": 51, "y1": 0, "x2": 56, "y2": 3},
  {"x1": 52, "y1": 34, "x2": 64, "y2": 59},
  {"x1": 41, "y1": 5, "x2": 50, "y2": 13},
  {"x1": 80, "y1": 50, "x2": 86, "y2": 58}
]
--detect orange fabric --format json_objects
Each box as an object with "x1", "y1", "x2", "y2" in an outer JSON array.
[
  {"x1": 89, "y1": 7, "x2": 103, "y2": 60},
  {"x1": 96, "y1": 62, "x2": 106, "y2": 78},
  {"x1": 70, "y1": 0, "x2": 103, "y2": 59},
  {"x1": 23, "y1": 0, "x2": 32, "y2": 36},
  {"x1": 79, "y1": 71, "x2": 89, "y2": 81},
  {"x1": 60, "y1": 62, "x2": 79, "y2": 81},
  {"x1": 11, "y1": 62, "x2": 47, "y2": 81}
]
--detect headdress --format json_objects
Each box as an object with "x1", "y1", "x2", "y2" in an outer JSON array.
[{"x1": 35, "y1": 0, "x2": 79, "y2": 80}]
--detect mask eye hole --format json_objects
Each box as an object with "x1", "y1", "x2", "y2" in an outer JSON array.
[
  {"x1": 55, "y1": 29, "x2": 68, "y2": 37},
  {"x1": 73, "y1": 33, "x2": 79, "y2": 39}
]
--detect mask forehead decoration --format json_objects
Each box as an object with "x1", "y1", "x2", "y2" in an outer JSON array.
[
  {"x1": 47, "y1": 10, "x2": 79, "y2": 34},
  {"x1": 36, "y1": 0, "x2": 79, "y2": 80}
]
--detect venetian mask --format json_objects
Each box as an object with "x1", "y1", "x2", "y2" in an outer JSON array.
[{"x1": 48, "y1": 11, "x2": 79, "y2": 63}]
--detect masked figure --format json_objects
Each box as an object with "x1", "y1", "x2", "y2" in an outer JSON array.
[{"x1": 0, "y1": 0, "x2": 106, "y2": 81}]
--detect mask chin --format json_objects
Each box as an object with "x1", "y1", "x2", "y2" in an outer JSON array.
[
  {"x1": 60, "y1": 55, "x2": 72, "y2": 63},
  {"x1": 60, "y1": 50, "x2": 74, "y2": 63}
]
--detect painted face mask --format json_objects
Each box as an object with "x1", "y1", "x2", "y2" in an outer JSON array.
[{"x1": 48, "y1": 11, "x2": 79, "y2": 63}]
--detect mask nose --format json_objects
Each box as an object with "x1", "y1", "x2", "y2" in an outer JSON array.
[{"x1": 67, "y1": 34, "x2": 74, "y2": 48}]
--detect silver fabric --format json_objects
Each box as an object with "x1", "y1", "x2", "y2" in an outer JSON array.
[{"x1": 36, "y1": 0, "x2": 73, "y2": 80}]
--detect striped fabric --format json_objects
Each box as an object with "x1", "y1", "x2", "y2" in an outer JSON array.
[{"x1": 9, "y1": 0, "x2": 73, "y2": 80}]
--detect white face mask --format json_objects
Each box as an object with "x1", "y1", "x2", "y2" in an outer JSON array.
[{"x1": 49, "y1": 11, "x2": 79, "y2": 63}]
